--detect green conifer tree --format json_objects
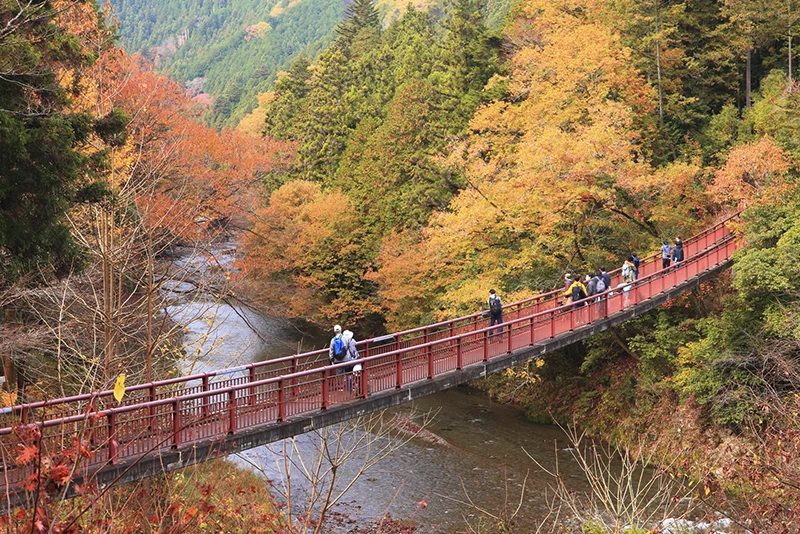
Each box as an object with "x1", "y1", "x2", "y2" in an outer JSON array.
[
  {"x1": 264, "y1": 56, "x2": 313, "y2": 140},
  {"x1": 0, "y1": 1, "x2": 99, "y2": 282},
  {"x1": 429, "y1": 0, "x2": 501, "y2": 135},
  {"x1": 335, "y1": 0, "x2": 381, "y2": 41}
]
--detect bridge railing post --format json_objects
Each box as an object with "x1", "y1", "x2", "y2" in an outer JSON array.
[
  {"x1": 456, "y1": 336, "x2": 463, "y2": 370},
  {"x1": 86, "y1": 404, "x2": 97, "y2": 448},
  {"x1": 359, "y1": 361, "x2": 368, "y2": 398},
  {"x1": 249, "y1": 366, "x2": 256, "y2": 406},
  {"x1": 108, "y1": 412, "x2": 117, "y2": 465},
  {"x1": 550, "y1": 310, "x2": 555, "y2": 338},
  {"x1": 321, "y1": 369, "x2": 329, "y2": 410},
  {"x1": 278, "y1": 378, "x2": 285, "y2": 422},
  {"x1": 530, "y1": 316, "x2": 535, "y2": 345},
  {"x1": 427, "y1": 342, "x2": 434, "y2": 379},
  {"x1": 227, "y1": 390, "x2": 236, "y2": 435},
  {"x1": 507, "y1": 323, "x2": 512, "y2": 353},
  {"x1": 148, "y1": 384, "x2": 157, "y2": 430},
  {"x1": 201, "y1": 375, "x2": 210, "y2": 421},
  {"x1": 483, "y1": 330, "x2": 489, "y2": 362},
  {"x1": 172, "y1": 399, "x2": 182, "y2": 448},
  {"x1": 424, "y1": 330, "x2": 430, "y2": 373},
  {"x1": 290, "y1": 359, "x2": 298, "y2": 400},
  {"x1": 396, "y1": 352, "x2": 403, "y2": 389}
]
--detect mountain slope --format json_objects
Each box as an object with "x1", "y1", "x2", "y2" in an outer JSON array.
[{"x1": 107, "y1": 0, "x2": 511, "y2": 127}]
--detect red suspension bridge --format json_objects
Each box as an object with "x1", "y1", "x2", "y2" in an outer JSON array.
[{"x1": 0, "y1": 214, "x2": 739, "y2": 499}]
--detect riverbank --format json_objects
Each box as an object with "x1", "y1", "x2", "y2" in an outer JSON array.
[{"x1": 470, "y1": 315, "x2": 795, "y2": 532}]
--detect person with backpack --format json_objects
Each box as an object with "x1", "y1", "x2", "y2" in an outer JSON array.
[
  {"x1": 599, "y1": 267, "x2": 611, "y2": 294},
  {"x1": 585, "y1": 274, "x2": 598, "y2": 297},
  {"x1": 593, "y1": 270, "x2": 605, "y2": 294},
  {"x1": 329, "y1": 325, "x2": 359, "y2": 391},
  {"x1": 661, "y1": 240, "x2": 672, "y2": 269},
  {"x1": 564, "y1": 278, "x2": 588, "y2": 309},
  {"x1": 488, "y1": 289, "x2": 503, "y2": 335},
  {"x1": 631, "y1": 252, "x2": 640, "y2": 280},
  {"x1": 329, "y1": 324, "x2": 359, "y2": 364}
]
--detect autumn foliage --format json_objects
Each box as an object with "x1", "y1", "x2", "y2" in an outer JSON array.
[
  {"x1": 710, "y1": 136, "x2": 792, "y2": 208},
  {"x1": 241, "y1": 180, "x2": 379, "y2": 321}
]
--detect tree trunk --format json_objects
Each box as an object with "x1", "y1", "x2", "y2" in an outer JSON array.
[
  {"x1": 2, "y1": 308, "x2": 17, "y2": 396},
  {"x1": 789, "y1": 0, "x2": 793, "y2": 83},
  {"x1": 655, "y1": 5, "x2": 664, "y2": 122},
  {"x1": 746, "y1": 47, "x2": 752, "y2": 108},
  {"x1": 146, "y1": 233, "x2": 154, "y2": 383}
]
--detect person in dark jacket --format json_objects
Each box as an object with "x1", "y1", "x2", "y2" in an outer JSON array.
[
  {"x1": 631, "y1": 252, "x2": 640, "y2": 280},
  {"x1": 488, "y1": 289, "x2": 503, "y2": 335},
  {"x1": 599, "y1": 267, "x2": 611, "y2": 293},
  {"x1": 672, "y1": 237, "x2": 684, "y2": 265},
  {"x1": 585, "y1": 274, "x2": 598, "y2": 297}
]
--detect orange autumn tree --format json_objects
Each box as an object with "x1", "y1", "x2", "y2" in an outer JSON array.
[
  {"x1": 709, "y1": 136, "x2": 793, "y2": 208},
  {"x1": 23, "y1": 2, "x2": 295, "y2": 388},
  {"x1": 242, "y1": 180, "x2": 379, "y2": 324},
  {"x1": 103, "y1": 53, "x2": 293, "y2": 235},
  {"x1": 374, "y1": 0, "x2": 668, "y2": 329}
]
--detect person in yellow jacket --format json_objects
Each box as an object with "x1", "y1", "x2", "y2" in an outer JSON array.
[{"x1": 564, "y1": 278, "x2": 588, "y2": 309}]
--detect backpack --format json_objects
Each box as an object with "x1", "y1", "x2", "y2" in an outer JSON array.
[
  {"x1": 586, "y1": 278, "x2": 597, "y2": 296},
  {"x1": 489, "y1": 296, "x2": 502, "y2": 315},
  {"x1": 574, "y1": 285, "x2": 587, "y2": 301},
  {"x1": 332, "y1": 335, "x2": 348, "y2": 361},
  {"x1": 596, "y1": 278, "x2": 606, "y2": 292}
]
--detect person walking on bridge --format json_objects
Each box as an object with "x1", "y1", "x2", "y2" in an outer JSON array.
[
  {"x1": 599, "y1": 267, "x2": 611, "y2": 294},
  {"x1": 621, "y1": 257, "x2": 636, "y2": 307},
  {"x1": 672, "y1": 237, "x2": 684, "y2": 266},
  {"x1": 330, "y1": 325, "x2": 359, "y2": 391},
  {"x1": 661, "y1": 240, "x2": 672, "y2": 269},
  {"x1": 585, "y1": 274, "x2": 598, "y2": 297},
  {"x1": 488, "y1": 289, "x2": 503, "y2": 335},
  {"x1": 330, "y1": 325, "x2": 359, "y2": 363},
  {"x1": 564, "y1": 277, "x2": 588, "y2": 309}
]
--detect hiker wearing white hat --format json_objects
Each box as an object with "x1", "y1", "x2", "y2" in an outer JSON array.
[{"x1": 329, "y1": 325, "x2": 360, "y2": 393}]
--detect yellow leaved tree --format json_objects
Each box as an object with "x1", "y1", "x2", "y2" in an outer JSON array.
[
  {"x1": 374, "y1": 0, "x2": 677, "y2": 329},
  {"x1": 242, "y1": 180, "x2": 380, "y2": 324}
]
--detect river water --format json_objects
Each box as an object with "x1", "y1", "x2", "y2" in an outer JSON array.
[{"x1": 166, "y1": 245, "x2": 587, "y2": 533}]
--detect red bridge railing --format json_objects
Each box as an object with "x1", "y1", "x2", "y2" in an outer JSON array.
[{"x1": 0, "y1": 214, "x2": 739, "y2": 486}]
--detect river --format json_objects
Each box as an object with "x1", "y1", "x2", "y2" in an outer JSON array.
[{"x1": 165, "y1": 244, "x2": 588, "y2": 533}]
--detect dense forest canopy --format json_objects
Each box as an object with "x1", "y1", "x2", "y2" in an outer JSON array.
[
  {"x1": 107, "y1": 0, "x2": 512, "y2": 127},
  {"x1": 239, "y1": 0, "x2": 799, "y2": 332}
]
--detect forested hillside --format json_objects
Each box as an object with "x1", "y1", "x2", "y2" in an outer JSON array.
[
  {"x1": 4, "y1": 0, "x2": 800, "y2": 530},
  {"x1": 108, "y1": 0, "x2": 512, "y2": 127},
  {"x1": 242, "y1": 0, "x2": 796, "y2": 331}
]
